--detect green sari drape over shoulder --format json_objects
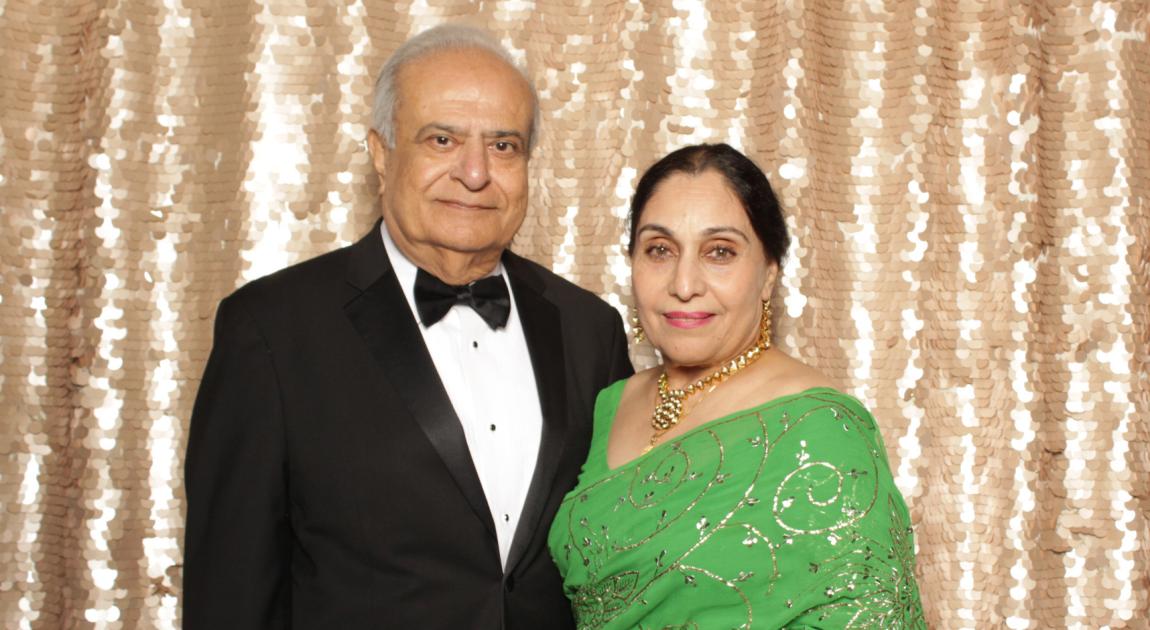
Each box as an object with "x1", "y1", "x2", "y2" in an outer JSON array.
[{"x1": 548, "y1": 380, "x2": 926, "y2": 629}]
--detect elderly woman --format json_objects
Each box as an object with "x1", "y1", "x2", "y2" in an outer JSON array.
[{"x1": 548, "y1": 144, "x2": 925, "y2": 628}]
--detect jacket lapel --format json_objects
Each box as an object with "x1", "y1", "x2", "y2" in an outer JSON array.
[
  {"x1": 342, "y1": 222, "x2": 495, "y2": 537},
  {"x1": 502, "y1": 253, "x2": 569, "y2": 573}
]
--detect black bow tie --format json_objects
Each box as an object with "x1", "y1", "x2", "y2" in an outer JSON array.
[{"x1": 414, "y1": 268, "x2": 511, "y2": 330}]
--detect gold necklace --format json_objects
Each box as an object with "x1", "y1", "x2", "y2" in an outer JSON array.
[{"x1": 645, "y1": 337, "x2": 768, "y2": 453}]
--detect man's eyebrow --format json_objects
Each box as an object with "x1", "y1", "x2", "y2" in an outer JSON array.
[
  {"x1": 484, "y1": 130, "x2": 526, "y2": 141},
  {"x1": 415, "y1": 123, "x2": 463, "y2": 137},
  {"x1": 413, "y1": 123, "x2": 526, "y2": 141}
]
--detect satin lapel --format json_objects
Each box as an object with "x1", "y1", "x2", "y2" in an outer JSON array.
[
  {"x1": 343, "y1": 226, "x2": 495, "y2": 537},
  {"x1": 503, "y1": 256, "x2": 569, "y2": 572}
]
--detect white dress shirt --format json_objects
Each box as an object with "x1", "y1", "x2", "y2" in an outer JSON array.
[{"x1": 381, "y1": 223, "x2": 543, "y2": 568}]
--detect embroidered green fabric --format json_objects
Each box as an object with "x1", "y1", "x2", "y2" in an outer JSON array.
[{"x1": 548, "y1": 380, "x2": 926, "y2": 629}]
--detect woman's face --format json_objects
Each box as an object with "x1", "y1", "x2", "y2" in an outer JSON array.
[{"x1": 631, "y1": 170, "x2": 778, "y2": 371}]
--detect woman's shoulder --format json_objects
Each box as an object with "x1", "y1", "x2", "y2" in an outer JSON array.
[
  {"x1": 758, "y1": 356, "x2": 871, "y2": 417},
  {"x1": 592, "y1": 369, "x2": 656, "y2": 428},
  {"x1": 604, "y1": 366, "x2": 658, "y2": 406},
  {"x1": 597, "y1": 367, "x2": 654, "y2": 400},
  {"x1": 736, "y1": 352, "x2": 883, "y2": 435},
  {"x1": 710, "y1": 349, "x2": 840, "y2": 414},
  {"x1": 759, "y1": 350, "x2": 839, "y2": 395}
]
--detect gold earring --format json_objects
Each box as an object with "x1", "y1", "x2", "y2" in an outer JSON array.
[
  {"x1": 631, "y1": 307, "x2": 645, "y2": 344},
  {"x1": 760, "y1": 298, "x2": 773, "y2": 349}
]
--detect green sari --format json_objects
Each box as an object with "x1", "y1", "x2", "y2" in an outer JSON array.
[{"x1": 548, "y1": 380, "x2": 925, "y2": 629}]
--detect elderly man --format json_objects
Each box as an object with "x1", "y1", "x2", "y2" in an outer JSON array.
[{"x1": 183, "y1": 25, "x2": 632, "y2": 628}]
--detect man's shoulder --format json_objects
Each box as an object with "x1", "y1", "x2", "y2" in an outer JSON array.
[
  {"x1": 226, "y1": 241, "x2": 356, "y2": 310},
  {"x1": 505, "y1": 251, "x2": 617, "y2": 315}
]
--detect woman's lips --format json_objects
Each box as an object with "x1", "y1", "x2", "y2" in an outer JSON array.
[{"x1": 664, "y1": 311, "x2": 714, "y2": 329}]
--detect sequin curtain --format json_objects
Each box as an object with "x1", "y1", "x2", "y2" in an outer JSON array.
[{"x1": 2, "y1": 0, "x2": 1147, "y2": 627}]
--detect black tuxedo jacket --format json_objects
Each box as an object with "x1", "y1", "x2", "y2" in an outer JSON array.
[{"x1": 183, "y1": 223, "x2": 633, "y2": 628}]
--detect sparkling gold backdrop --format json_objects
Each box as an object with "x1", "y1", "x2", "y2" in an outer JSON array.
[{"x1": 1, "y1": 0, "x2": 1147, "y2": 627}]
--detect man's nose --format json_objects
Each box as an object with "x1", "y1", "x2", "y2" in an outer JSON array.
[{"x1": 451, "y1": 141, "x2": 491, "y2": 191}]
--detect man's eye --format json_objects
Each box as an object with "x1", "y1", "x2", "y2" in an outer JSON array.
[
  {"x1": 493, "y1": 140, "x2": 518, "y2": 153},
  {"x1": 432, "y1": 135, "x2": 452, "y2": 146}
]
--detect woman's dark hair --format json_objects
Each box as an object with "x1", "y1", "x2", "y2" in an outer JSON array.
[{"x1": 627, "y1": 143, "x2": 789, "y2": 265}]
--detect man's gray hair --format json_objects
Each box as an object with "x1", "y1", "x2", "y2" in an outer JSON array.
[{"x1": 371, "y1": 24, "x2": 540, "y2": 152}]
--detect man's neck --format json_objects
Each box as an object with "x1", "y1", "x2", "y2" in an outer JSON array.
[
  {"x1": 415, "y1": 250, "x2": 502, "y2": 285},
  {"x1": 388, "y1": 233, "x2": 502, "y2": 285}
]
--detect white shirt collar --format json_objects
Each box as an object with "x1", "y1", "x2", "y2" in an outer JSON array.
[{"x1": 379, "y1": 221, "x2": 509, "y2": 326}]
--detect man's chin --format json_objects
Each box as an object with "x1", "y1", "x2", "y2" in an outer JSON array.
[
  {"x1": 426, "y1": 235, "x2": 512, "y2": 258},
  {"x1": 434, "y1": 226, "x2": 520, "y2": 255}
]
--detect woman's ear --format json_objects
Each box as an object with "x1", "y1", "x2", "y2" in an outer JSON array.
[{"x1": 760, "y1": 261, "x2": 780, "y2": 302}]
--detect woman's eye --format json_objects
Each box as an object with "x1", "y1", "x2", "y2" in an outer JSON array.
[
  {"x1": 707, "y1": 246, "x2": 736, "y2": 261},
  {"x1": 645, "y1": 244, "x2": 672, "y2": 259}
]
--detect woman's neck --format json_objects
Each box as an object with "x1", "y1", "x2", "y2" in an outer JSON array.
[{"x1": 661, "y1": 341, "x2": 770, "y2": 391}]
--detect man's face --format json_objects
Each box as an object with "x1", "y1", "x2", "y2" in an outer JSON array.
[{"x1": 370, "y1": 48, "x2": 534, "y2": 268}]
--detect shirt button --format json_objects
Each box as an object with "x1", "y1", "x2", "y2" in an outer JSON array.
[
  {"x1": 503, "y1": 513, "x2": 510, "y2": 522},
  {"x1": 472, "y1": 340, "x2": 479, "y2": 348},
  {"x1": 490, "y1": 424, "x2": 497, "y2": 431}
]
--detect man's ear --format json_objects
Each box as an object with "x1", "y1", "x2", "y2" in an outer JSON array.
[{"x1": 367, "y1": 129, "x2": 389, "y2": 189}]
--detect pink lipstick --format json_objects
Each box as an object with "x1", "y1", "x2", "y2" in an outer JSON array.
[{"x1": 664, "y1": 311, "x2": 714, "y2": 329}]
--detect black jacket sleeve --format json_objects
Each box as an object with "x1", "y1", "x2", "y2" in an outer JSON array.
[
  {"x1": 183, "y1": 295, "x2": 291, "y2": 628},
  {"x1": 605, "y1": 308, "x2": 635, "y2": 384}
]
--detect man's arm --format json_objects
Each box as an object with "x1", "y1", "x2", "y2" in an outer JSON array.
[{"x1": 183, "y1": 295, "x2": 291, "y2": 628}]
